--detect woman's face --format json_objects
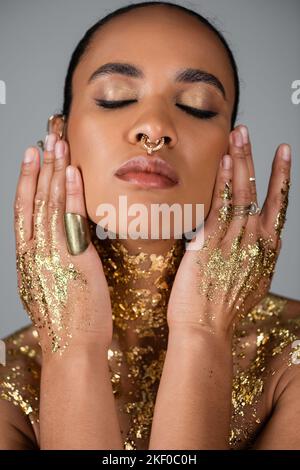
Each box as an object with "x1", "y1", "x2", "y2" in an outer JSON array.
[{"x1": 66, "y1": 6, "x2": 235, "y2": 239}]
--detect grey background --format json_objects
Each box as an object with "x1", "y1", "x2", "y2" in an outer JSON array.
[{"x1": 0, "y1": 0, "x2": 299, "y2": 337}]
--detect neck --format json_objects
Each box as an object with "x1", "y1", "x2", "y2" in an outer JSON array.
[
  {"x1": 89, "y1": 221, "x2": 186, "y2": 448},
  {"x1": 89, "y1": 221, "x2": 185, "y2": 345}
]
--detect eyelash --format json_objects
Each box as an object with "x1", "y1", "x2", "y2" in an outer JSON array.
[{"x1": 95, "y1": 99, "x2": 218, "y2": 120}]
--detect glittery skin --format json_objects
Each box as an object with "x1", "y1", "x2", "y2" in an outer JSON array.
[
  {"x1": 196, "y1": 228, "x2": 277, "y2": 318},
  {"x1": 1, "y1": 220, "x2": 300, "y2": 450},
  {"x1": 231, "y1": 294, "x2": 300, "y2": 448},
  {"x1": 1, "y1": 293, "x2": 299, "y2": 449},
  {"x1": 0, "y1": 328, "x2": 41, "y2": 425},
  {"x1": 218, "y1": 180, "x2": 233, "y2": 226},
  {"x1": 90, "y1": 221, "x2": 185, "y2": 449},
  {"x1": 15, "y1": 201, "x2": 89, "y2": 355},
  {"x1": 275, "y1": 179, "x2": 291, "y2": 238}
]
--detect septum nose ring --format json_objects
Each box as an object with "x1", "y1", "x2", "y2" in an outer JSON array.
[{"x1": 141, "y1": 134, "x2": 165, "y2": 155}]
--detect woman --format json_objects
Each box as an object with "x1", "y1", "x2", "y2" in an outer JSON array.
[{"x1": 1, "y1": 1, "x2": 300, "y2": 450}]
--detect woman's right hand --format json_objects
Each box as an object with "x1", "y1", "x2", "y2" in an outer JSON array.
[{"x1": 14, "y1": 133, "x2": 113, "y2": 357}]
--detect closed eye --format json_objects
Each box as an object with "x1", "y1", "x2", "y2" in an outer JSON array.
[
  {"x1": 95, "y1": 99, "x2": 136, "y2": 109},
  {"x1": 95, "y1": 99, "x2": 218, "y2": 120},
  {"x1": 175, "y1": 103, "x2": 218, "y2": 119}
]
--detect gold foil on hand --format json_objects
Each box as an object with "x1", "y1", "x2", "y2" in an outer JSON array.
[
  {"x1": 15, "y1": 203, "x2": 89, "y2": 355},
  {"x1": 218, "y1": 180, "x2": 233, "y2": 227},
  {"x1": 6, "y1": 212, "x2": 300, "y2": 451},
  {"x1": 274, "y1": 179, "x2": 290, "y2": 238},
  {"x1": 196, "y1": 228, "x2": 277, "y2": 317}
]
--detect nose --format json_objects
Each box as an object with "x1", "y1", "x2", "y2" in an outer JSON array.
[{"x1": 126, "y1": 98, "x2": 178, "y2": 151}]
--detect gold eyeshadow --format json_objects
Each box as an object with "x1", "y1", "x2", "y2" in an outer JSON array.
[
  {"x1": 91, "y1": 76, "x2": 138, "y2": 99},
  {"x1": 93, "y1": 77, "x2": 224, "y2": 111},
  {"x1": 177, "y1": 85, "x2": 223, "y2": 110},
  {"x1": 101, "y1": 84, "x2": 138, "y2": 100}
]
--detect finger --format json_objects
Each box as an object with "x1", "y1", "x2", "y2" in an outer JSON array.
[
  {"x1": 238, "y1": 125, "x2": 258, "y2": 205},
  {"x1": 14, "y1": 147, "x2": 40, "y2": 247},
  {"x1": 64, "y1": 165, "x2": 92, "y2": 257},
  {"x1": 226, "y1": 128, "x2": 252, "y2": 237},
  {"x1": 65, "y1": 165, "x2": 88, "y2": 217},
  {"x1": 204, "y1": 153, "x2": 233, "y2": 243},
  {"x1": 260, "y1": 143, "x2": 291, "y2": 240},
  {"x1": 33, "y1": 133, "x2": 58, "y2": 243},
  {"x1": 187, "y1": 153, "x2": 232, "y2": 253},
  {"x1": 47, "y1": 140, "x2": 69, "y2": 249}
]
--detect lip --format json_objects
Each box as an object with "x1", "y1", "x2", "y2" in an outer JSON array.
[{"x1": 114, "y1": 155, "x2": 179, "y2": 189}]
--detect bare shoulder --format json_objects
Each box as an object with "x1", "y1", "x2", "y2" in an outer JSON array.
[
  {"x1": 230, "y1": 291, "x2": 300, "y2": 449},
  {"x1": 280, "y1": 293, "x2": 300, "y2": 321},
  {"x1": 233, "y1": 291, "x2": 300, "y2": 368},
  {"x1": 264, "y1": 292, "x2": 300, "y2": 400},
  {"x1": 0, "y1": 324, "x2": 41, "y2": 449},
  {"x1": 276, "y1": 290, "x2": 300, "y2": 318}
]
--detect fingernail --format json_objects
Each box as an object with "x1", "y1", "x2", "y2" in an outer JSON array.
[
  {"x1": 281, "y1": 144, "x2": 291, "y2": 162},
  {"x1": 45, "y1": 133, "x2": 57, "y2": 152},
  {"x1": 66, "y1": 165, "x2": 75, "y2": 182},
  {"x1": 55, "y1": 141, "x2": 65, "y2": 159},
  {"x1": 233, "y1": 131, "x2": 243, "y2": 147},
  {"x1": 24, "y1": 148, "x2": 35, "y2": 163},
  {"x1": 239, "y1": 126, "x2": 249, "y2": 144},
  {"x1": 222, "y1": 154, "x2": 232, "y2": 170}
]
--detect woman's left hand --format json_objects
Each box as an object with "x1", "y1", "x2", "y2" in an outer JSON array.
[{"x1": 167, "y1": 125, "x2": 291, "y2": 339}]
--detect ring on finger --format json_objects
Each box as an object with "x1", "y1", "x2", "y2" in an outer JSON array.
[
  {"x1": 232, "y1": 201, "x2": 261, "y2": 217},
  {"x1": 64, "y1": 213, "x2": 91, "y2": 255}
]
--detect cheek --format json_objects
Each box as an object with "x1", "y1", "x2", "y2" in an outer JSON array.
[
  {"x1": 183, "y1": 124, "x2": 229, "y2": 217},
  {"x1": 67, "y1": 113, "x2": 118, "y2": 221},
  {"x1": 68, "y1": 112, "x2": 112, "y2": 165}
]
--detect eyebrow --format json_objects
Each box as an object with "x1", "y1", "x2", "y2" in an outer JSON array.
[{"x1": 87, "y1": 62, "x2": 226, "y2": 99}]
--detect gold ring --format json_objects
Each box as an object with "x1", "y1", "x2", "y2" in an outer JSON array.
[
  {"x1": 64, "y1": 213, "x2": 91, "y2": 255},
  {"x1": 232, "y1": 201, "x2": 261, "y2": 217}
]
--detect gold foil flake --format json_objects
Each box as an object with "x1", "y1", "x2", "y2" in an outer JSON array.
[
  {"x1": 14, "y1": 198, "x2": 26, "y2": 244},
  {"x1": 195, "y1": 230, "x2": 277, "y2": 317},
  {"x1": 218, "y1": 181, "x2": 233, "y2": 225},
  {"x1": 245, "y1": 295, "x2": 286, "y2": 323},
  {"x1": 0, "y1": 328, "x2": 40, "y2": 425},
  {"x1": 2, "y1": 215, "x2": 300, "y2": 451},
  {"x1": 90, "y1": 222, "x2": 184, "y2": 336},
  {"x1": 19, "y1": 345, "x2": 37, "y2": 358},
  {"x1": 119, "y1": 347, "x2": 166, "y2": 444},
  {"x1": 1, "y1": 380, "x2": 34, "y2": 415},
  {"x1": 220, "y1": 181, "x2": 233, "y2": 201},
  {"x1": 230, "y1": 294, "x2": 299, "y2": 448},
  {"x1": 123, "y1": 438, "x2": 137, "y2": 450},
  {"x1": 89, "y1": 220, "x2": 185, "y2": 447},
  {"x1": 15, "y1": 205, "x2": 89, "y2": 355},
  {"x1": 274, "y1": 179, "x2": 291, "y2": 238},
  {"x1": 218, "y1": 203, "x2": 233, "y2": 225},
  {"x1": 1, "y1": 294, "x2": 299, "y2": 450}
]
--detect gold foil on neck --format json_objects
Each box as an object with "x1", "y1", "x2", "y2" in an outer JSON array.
[{"x1": 90, "y1": 221, "x2": 185, "y2": 448}]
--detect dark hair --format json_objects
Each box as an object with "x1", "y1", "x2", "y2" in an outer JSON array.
[{"x1": 62, "y1": 1, "x2": 240, "y2": 129}]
